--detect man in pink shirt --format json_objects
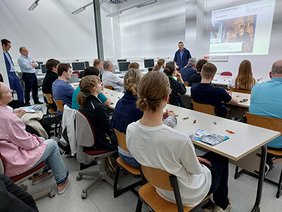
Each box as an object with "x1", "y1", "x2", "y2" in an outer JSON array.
[{"x1": 0, "y1": 82, "x2": 69, "y2": 194}]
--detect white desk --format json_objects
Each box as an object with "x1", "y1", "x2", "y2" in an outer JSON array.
[
  {"x1": 106, "y1": 88, "x2": 280, "y2": 212},
  {"x1": 212, "y1": 75, "x2": 232, "y2": 86}
]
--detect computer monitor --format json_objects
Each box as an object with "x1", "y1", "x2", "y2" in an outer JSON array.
[
  {"x1": 118, "y1": 62, "x2": 130, "y2": 72},
  {"x1": 72, "y1": 62, "x2": 85, "y2": 71},
  {"x1": 144, "y1": 59, "x2": 155, "y2": 68},
  {"x1": 84, "y1": 61, "x2": 89, "y2": 68},
  {"x1": 35, "y1": 62, "x2": 43, "y2": 70},
  {"x1": 41, "y1": 64, "x2": 47, "y2": 73},
  {"x1": 117, "y1": 59, "x2": 127, "y2": 63}
]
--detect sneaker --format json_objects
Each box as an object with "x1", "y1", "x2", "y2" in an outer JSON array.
[
  {"x1": 201, "y1": 198, "x2": 215, "y2": 212},
  {"x1": 213, "y1": 204, "x2": 232, "y2": 212},
  {"x1": 32, "y1": 171, "x2": 54, "y2": 185},
  {"x1": 57, "y1": 179, "x2": 69, "y2": 195}
]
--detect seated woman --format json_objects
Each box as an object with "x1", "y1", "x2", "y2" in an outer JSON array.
[
  {"x1": 78, "y1": 76, "x2": 117, "y2": 150},
  {"x1": 72, "y1": 66, "x2": 111, "y2": 110},
  {"x1": 152, "y1": 59, "x2": 165, "y2": 72},
  {"x1": 0, "y1": 82, "x2": 69, "y2": 194},
  {"x1": 164, "y1": 61, "x2": 186, "y2": 107},
  {"x1": 127, "y1": 71, "x2": 231, "y2": 211},
  {"x1": 228, "y1": 60, "x2": 256, "y2": 92},
  {"x1": 112, "y1": 69, "x2": 177, "y2": 168}
]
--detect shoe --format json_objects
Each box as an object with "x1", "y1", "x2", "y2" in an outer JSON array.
[
  {"x1": 264, "y1": 162, "x2": 274, "y2": 176},
  {"x1": 34, "y1": 101, "x2": 43, "y2": 104},
  {"x1": 24, "y1": 103, "x2": 31, "y2": 106},
  {"x1": 32, "y1": 171, "x2": 54, "y2": 185},
  {"x1": 57, "y1": 179, "x2": 69, "y2": 195},
  {"x1": 213, "y1": 204, "x2": 232, "y2": 212},
  {"x1": 201, "y1": 198, "x2": 215, "y2": 212}
]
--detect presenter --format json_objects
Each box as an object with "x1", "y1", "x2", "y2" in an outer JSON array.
[{"x1": 173, "y1": 41, "x2": 192, "y2": 70}]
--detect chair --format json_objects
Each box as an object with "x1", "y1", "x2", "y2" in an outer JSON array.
[
  {"x1": 230, "y1": 88, "x2": 251, "y2": 94},
  {"x1": 235, "y1": 112, "x2": 282, "y2": 198},
  {"x1": 220, "y1": 71, "x2": 232, "y2": 76},
  {"x1": 105, "y1": 85, "x2": 114, "y2": 90},
  {"x1": 0, "y1": 157, "x2": 55, "y2": 201},
  {"x1": 75, "y1": 111, "x2": 116, "y2": 199},
  {"x1": 113, "y1": 129, "x2": 142, "y2": 198},
  {"x1": 137, "y1": 165, "x2": 196, "y2": 212},
  {"x1": 192, "y1": 101, "x2": 215, "y2": 115},
  {"x1": 43, "y1": 93, "x2": 57, "y2": 115},
  {"x1": 54, "y1": 99, "x2": 64, "y2": 113}
]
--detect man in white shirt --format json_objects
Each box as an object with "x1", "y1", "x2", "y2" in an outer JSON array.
[
  {"x1": 102, "y1": 61, "x2": 124, "y2": 92},
  {"x1": 18, "y1": 47, "x2": 42, "y2": 105}
]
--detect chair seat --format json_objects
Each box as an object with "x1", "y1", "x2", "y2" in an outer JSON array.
[
  {"x1": 117, "y1": 157, "x2": 140, "y2": 176},
  {"x1": 139, "y1": 183, "x2": 191, "y2": 212},
  {"x1": 267, "y1": 149, "x2": 282, "y2": 157},
  {"x1": 84, "y1": 149, "x2": 114, "y2": 156},
  {"x1": 10, "y1": 163, "x2": 45, "y2": 182}
]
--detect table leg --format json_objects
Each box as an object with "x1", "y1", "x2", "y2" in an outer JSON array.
[{"x1": 251, "y1": 145, "x2": 267, "y2": 212}]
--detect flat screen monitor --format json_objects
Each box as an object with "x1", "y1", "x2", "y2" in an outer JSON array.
[
  {"x1": 144, "y1": 59, "x2": 155, "y2": 68},
  {"x1": 72, "y1": 62, "x2": 85, "y2": 71},
  {"x1": 41, "y1": 64, "x2": 47, "y2": 73},
  {"x1": 84, "y1": 61, "x2": 89, "y2": 68},
  {"x1": 118, "y1": 62, "x2": 130, "y2": 72},
  {"x1": 117, "y1": 59, "x2": 127, "y2": 63},
  {"x1": 35, "y1": 62, "x2": 43, "y2": 70}
]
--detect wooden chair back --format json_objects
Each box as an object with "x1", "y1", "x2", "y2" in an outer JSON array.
[
  {"x1": 105, "y1": 85, "x2": 114, "y2": 90},
  {"x1": 43, "y1": 93, "x2": 54, "y2": 104},
  {"x1": 192, "y1": 101, "x2": 215, "y2": 115},
  {"x1": 246, "y1": 113, "x2": 282, "y2": 133},
  {"x1": 54, "y1": 100, "x2": 64, "y2": 113},
  {"x1": 230, "y1": 88, "x2": 251, "y2": 94},
  {"x1": 114, "y1": 129, "x2": 129, "y2": 152}
]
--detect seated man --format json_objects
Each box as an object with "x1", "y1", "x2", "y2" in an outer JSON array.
[
  {"x1": 52, "y1": 63, "x2": 74, "y2": 108},
  {"x1": 180, "y1": 57, "x2": 197, "y2": 83},
  {"x1": 191, "y1": 63, "x2": 238, "y2": 117},
  {"x1": 249, "y1": 59, "x2": 282, "y2": 172},
  {"x1": 102, "y1": 61, "x2": 124, "y2": 92}
]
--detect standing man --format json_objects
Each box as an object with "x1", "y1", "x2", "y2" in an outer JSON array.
[
  {"x1": 18, "y1": 47, "x2": 42, "y2": 105},
  {"x1": 1, "y1": 39, "x2": 24, "y2": 105},
  {"x1": 174, "y1": 41, "x2": 192, "y2": 70}
]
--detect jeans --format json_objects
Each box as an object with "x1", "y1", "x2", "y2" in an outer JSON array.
[
  {"x1": 22, "y1": 73, "x2": 39, "y2": 104},
  {"x1": 9, "y1": 73, "x2": 24, "y2": 103},
  {"x1": 119, "y1": 153, "x2": 140, "y2": 168},
  {"x1": 201, "y1": 152, "x2": 229, "y2": 209},
  {"x1": 34, "y1": 139, "x2": 68, "y2": 185}
]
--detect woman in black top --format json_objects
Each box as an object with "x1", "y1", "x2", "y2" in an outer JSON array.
[
  {"x1": 78, "y1": 75, "x2": 117, "y2": 150},
  {"x1": 164, "y1": 61, "x2": 186, "y2": 107}
]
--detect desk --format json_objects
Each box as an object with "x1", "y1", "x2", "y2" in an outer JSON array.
[{"x1": 105, "y1": 88, "x2": 280, "y2": 212}]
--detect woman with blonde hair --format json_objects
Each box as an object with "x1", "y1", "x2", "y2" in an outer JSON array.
[
  {"x1": 229, "y1": 60, "x2": 256, "y2": 91},
  {"x1": 126, "y1": 71, "x2": 231, "y2": 211},
  {"x1": 152, "y1": 59, "x2": 165, "y2": 72},
  {"x1": 78, "y1": 75, "x2": 117, "y2": 150}
]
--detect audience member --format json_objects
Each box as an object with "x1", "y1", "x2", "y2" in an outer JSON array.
[
  {"x1": 52, "y1": 63, "x2": 74, "y2": 108},
  {"x1": 128, "y1": 62, "x2": 140, "y2": 70},
  {"x1": 112, "y1": 69, "x2": 177, "y2": 168},
  {"x1": 0, "y1": 82, "x2": 69, "y2": 194},
  {"x1": 1, "y1": 39, "x2": 24, "y2": 105},
  {"x1": 174, "y1": 41, "x2": 192, "y2": 69},
  {"x1": 42, "y1": 59, "x2": 60, "y2": 94},
  {"x1": 127, "y1": 71, "x2": 231, "y2": 211},
  {"x1": 18, "y1": 47, "x2": 42, "y2": 105},
  {"x1": 180, "y1": 57, "x2": 197, "y2": 83},
  {"x1": 164, "y1": 61, "x2": 186, "y2": 107},
  {"x1": 72, "y1": 66, "x2": 111, "y2": 110},
  {"x1": 191, "y1": 63, "x2": 238, "y2": 117},
  {"x1": 78, "y1": 76, "x2": 117, "y2": 150},
  {"x1": 188, "y1": 59, "x2": 207, "y2": 86},
  {"x1": 93, "y1": 59, "x2": 103, "y2": 77},
  {"x1": 228, "y1": 60, "x2": 256, "y2": 91},
  {"x1": 102, "y1": 61, "x2": 124, "y2": 92},
  {"x1": 152, "y1": 59, "x2": 165, "y2": 72}
]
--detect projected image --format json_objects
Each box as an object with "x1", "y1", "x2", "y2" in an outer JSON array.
[
  {"x1": 210, "y1": 15, "x2": 257, "y2": 53},
  {"x1": 209, "y1": 0, "x2": 275, "y2": 55}
]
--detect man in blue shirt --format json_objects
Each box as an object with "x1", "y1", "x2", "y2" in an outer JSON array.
[
  {"x1": 52, "y1": 63, "x2": 74, "y2": 108},
  {"x1": 250, "y1": 59, "x2": 282, "y2": 150},
  {"x1": 1, "y1": 39, "x2": 24, "y2": 105},
  {"x1": 180, "y1": 57, "x2": 197, "y2": 83},
  {"x1": 18, "y1": 47, "x2": 42, "y2": 105},
  {"x1": 173, "y1": 41, "x2": 192, "y2": 70}
]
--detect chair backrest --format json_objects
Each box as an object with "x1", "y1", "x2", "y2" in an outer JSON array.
[
  {"x1": 230, "y1": 88, "x2": 251, "y2": 94},
  {"x1": 43, "y1": 93, "x2": 55, "y2": 104},
  {"x1": 105, "y1": 85, "x2": 114, "y2": 90},
  {"x1": 192, "y1": 101, "x2": 215, "y2": 115},
  {"x1": 246, "y1": 113, "x2": 282, "y2": 134},
  {"x1": 220, "y1": 71, "x2": 233, "y2": 76},
  {"x1": 114, "y1": 129, "x2": 129, "y2": 152},
  {"x1": 75, "y1": 111, "x2": 95, "y2": 147},
  {"x1": 54, "y1": 100, "x2": 64, "y2": 113}
]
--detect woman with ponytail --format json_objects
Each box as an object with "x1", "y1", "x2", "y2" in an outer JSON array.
[{"x1": 78, "y1": 75, "x2": 117, "y2": 150}]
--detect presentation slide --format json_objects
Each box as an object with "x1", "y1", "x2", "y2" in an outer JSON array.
[{"x1": 209, "y1": 0, "x2": 275, "y2": 55}]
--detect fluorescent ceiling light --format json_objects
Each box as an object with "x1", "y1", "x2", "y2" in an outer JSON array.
[
  {"x1": 72, "y1": 0, "x2": 107, "y2": 15},
  {"x1": 28, "y1": 0, "x2": 40, "y2": 11}
]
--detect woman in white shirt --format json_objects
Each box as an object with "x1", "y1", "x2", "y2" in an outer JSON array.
[{"x1": 126, "y1": 71, "x2": 231, "y2": 212}]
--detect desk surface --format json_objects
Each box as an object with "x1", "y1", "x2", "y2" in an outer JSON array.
[{"x1": 104, "y1": 88, "x2": 280, "y2": 161}]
